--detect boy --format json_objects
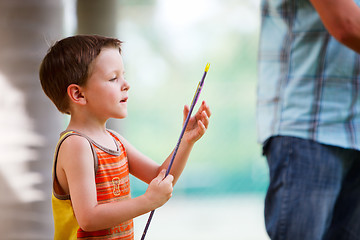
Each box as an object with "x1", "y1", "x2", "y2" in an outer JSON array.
[{"x1": 39, "y1": 35, "x2": 211, "y2": 239}]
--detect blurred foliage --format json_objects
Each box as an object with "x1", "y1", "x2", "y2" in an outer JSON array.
[{"x1": 116, "y1": 0, "x2": 268, "y2": 197}]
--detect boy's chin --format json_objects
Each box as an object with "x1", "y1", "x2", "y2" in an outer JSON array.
[{"x1": 116, "y1": 112, "x2": 127, "y2": 119}]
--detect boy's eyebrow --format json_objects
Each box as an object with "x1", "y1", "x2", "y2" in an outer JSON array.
[{"x1": 107, "y1": 70, "x2": 125, "y2": 76}]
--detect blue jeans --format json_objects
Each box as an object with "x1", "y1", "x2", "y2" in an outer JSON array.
[{"x1": 264, "y1": 136, "x2": 360, "y2": 240}]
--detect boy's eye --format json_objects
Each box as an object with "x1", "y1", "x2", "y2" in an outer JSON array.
[{"x1": 109, "y1": 77, "x2": 117, "y2": 81}]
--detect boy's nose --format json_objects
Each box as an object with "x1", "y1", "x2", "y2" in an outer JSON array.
[{"x1": 122, "y1": 80, "x2": 130, "y2": 91}]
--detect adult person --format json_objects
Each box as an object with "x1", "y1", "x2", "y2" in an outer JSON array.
[{"x1": 257, "y1": 0, "x2": 360, "y2": 239}]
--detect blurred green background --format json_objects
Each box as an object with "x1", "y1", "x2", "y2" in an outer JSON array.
[{"x1": 114, "y1": 0, "x2": 269, "y2": 198}]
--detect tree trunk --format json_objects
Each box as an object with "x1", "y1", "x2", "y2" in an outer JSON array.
[
  {"x1": 77, "y1": 0, "x2": 121, "y2": 132},
  {"x1": 0, "y1": 0, "x2": 63, "y2": 238},
  {"x1": 77, "y1": 0, "x2": 118, "y2": 37}
]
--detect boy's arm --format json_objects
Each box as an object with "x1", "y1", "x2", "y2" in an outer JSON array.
[
  {"x1": 57, "y1": 135, "x2": 173, "y2": 232},
  {"x1": 123, "y1": 101, "x2": 211, "y2": 185},
  {"x1": 310, "y1": 0, "x2": 360, "y2": 53}
]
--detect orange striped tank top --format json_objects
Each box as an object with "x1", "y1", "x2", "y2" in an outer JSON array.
[{"x1": 52, "y1": 130, "x2": 134, "y2": 240}]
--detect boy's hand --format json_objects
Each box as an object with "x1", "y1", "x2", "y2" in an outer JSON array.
[
  {"x1": 183, "y1": 100, "x2": 211, "y2": 145},
  {"x1": 144, "y1": 169, "x2": 174, "y2": 210}
]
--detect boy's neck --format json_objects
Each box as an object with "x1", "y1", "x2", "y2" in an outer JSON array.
[
  {"x1": 66, "y1": 116, "x2": 119, "y2": 151},
  {"x1": 66, "y1": 114, "x2": 108, "y2": 137}
]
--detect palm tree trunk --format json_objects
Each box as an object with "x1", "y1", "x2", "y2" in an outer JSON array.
[
  {"x1": 77, "y1": 0, "x2": 118, "y2": 37},
  {"x1": 77, "y1": 0, "x2": 122, "y2": 132},
  {"x1": 0, "y1": 0, "x2": 63, "y2": 238}
]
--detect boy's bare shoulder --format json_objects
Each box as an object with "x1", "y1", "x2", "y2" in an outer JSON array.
[
  {"x1": 61, "y1": 133, "x2": 89, "y2": 147},
  {"x1": 58, "y1": 134, "x2": 92, "y2": 157}
]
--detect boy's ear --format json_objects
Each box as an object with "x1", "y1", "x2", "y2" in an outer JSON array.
[{"x1": 67, "y1": 84, "x2": 86, "y2": 105}]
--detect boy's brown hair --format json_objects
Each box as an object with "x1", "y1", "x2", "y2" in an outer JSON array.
[{"x1": 39, "y1": 35, "x2": 122, "y2": 114}]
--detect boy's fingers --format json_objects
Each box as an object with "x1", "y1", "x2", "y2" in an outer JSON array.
[
  {"x1": 198, "y1": 120, "x2": 206, "y2": 135},
  {"x1": 195, "y1": 101, "x2": 210, "y2": 121},
  {"x1": 201, "y1": 111, "x2": 210, "y2": 129},
  {"x1": 161, "y1": 175, "x2": 174, "y2": 194},
  {"x1": 202, "y1": 101, "x2": 211, "y2": 118},
  {"x1": 163, "y1": 174, "x2": 174, "y2": 184},
  {"x1": 154, "y1": 169, "x2": 166, "y2": 183},
  {"x1": 183, "y1": 105, "x2": 190, "y2": 123}
]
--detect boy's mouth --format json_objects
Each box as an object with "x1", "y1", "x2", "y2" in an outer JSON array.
[{"x1": 120, "y1": 97, "x2": 128, "y2": 103}]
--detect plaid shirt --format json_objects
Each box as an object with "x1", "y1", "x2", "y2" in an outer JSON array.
[{"x1": 257, "y1": 0, "x2": 360, "y2": 150}]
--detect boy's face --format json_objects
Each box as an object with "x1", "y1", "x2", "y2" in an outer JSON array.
[{"x1": 82, "y1": 47, "x2": 130, "y2": 121}]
